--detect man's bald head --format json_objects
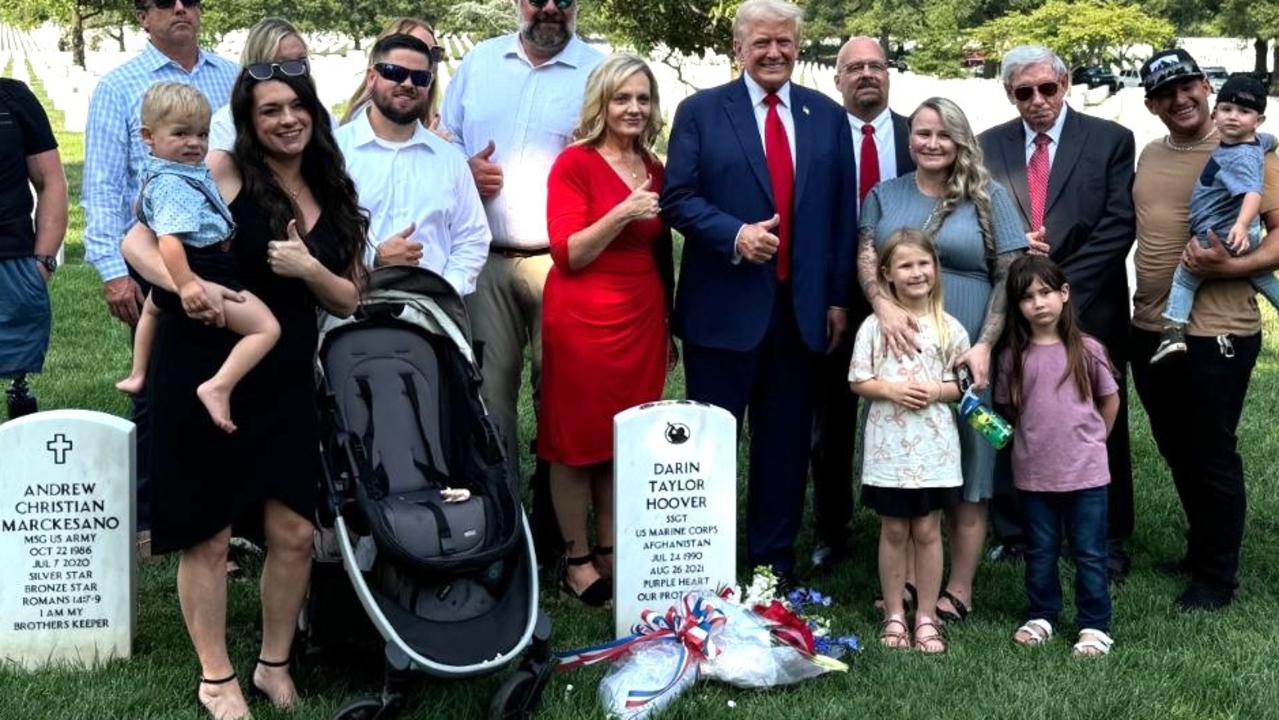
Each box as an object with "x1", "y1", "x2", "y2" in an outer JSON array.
[{"x1": 834, "y1": 36, "x2": 889, "y2": 121}]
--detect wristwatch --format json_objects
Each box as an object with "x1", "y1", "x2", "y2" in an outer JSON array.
[{"x1": 34, "y1": 255, "x2": 58, "y2": 274}]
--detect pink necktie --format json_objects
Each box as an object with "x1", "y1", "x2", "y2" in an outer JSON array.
[
  {"x1": 1027, "y1": 133, "x2": 1051, "y2": 229},
  {"x1": 859, "y1": 123, "x2": 880, "y2": 204},
  {"x1": 764, "y1": 93, "x2": 793, "y2": 281}
]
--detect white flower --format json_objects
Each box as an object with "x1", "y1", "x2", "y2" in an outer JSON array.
[
  {"x1": 727, "y1": 700, "x2": 737, "y2": 708},
  {"x1": 566, "y1": 684, "x2": 574, "y2": 692}
]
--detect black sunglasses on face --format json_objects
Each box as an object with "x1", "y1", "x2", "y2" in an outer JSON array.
[
  {"x1": 527, "y1": 0, "x2": 575, "y2": 9},
  {"x1": 247, "y1": 59, "x2": 309, "y2": 81},
  {"x1": 147, "y1": 0, "x2": 200, "y2": 9},
  {"x1": 374, "y1": 62, "x2": 433, "y2": 87},
  {"x1": 1012, "y1": 82, "x2": 1060, "y2": 102}
]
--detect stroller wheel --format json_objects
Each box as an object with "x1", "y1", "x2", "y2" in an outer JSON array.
[
  {"x1": 332, "y1": 693, "x2": 403, "y2": 720},
  {"x1": 488, "y1": 670, "x2": 541, "y2": 720}
]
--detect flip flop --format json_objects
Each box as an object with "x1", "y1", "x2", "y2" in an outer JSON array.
[{"x1": 937, "y1": 589, "x2": 970, "y2": 624}]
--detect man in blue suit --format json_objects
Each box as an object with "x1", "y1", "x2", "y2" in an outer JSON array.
[{"x1": 661, "y1": 0, "x2": 858, "y2": 581}]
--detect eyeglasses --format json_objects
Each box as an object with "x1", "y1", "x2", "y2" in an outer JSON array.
[
  {"x1": 527, "y1": 0, "x2": 575, "y2": 9},
  {"x1": 1012, "y1": 82, "x2": 1061, "y2": 102},
  {"x1": 841, "y1": 61, "x2": 888, "y2": 76},
  {"x1": 146, "y1": 0, "x2": 200, "y2": 9},
  {"x1": 246, "y1": 59, "x2": 309, "y2": 81},
  {"x1": 373, "y1": 62, "x2": 433, "y2": 87}
]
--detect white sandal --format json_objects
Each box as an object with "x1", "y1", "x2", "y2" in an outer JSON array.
[
  {"x1": 1013, "y1": 618, "x2": 1053, "y2": 646},
  {"x1": 1072, "y1": 628, "x2": 1114, "y2": 657}
]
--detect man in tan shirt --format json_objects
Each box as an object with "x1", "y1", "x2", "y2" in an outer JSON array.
[{"x1": 1130, "y1": 49, "x2": 1278, "y2": 611}]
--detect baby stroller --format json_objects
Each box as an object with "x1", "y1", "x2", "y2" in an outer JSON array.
[{"x1": 311, "y1": 266, "x2": 553, "y2": 720}]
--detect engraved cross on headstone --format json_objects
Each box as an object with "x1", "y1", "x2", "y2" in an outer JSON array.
[{"x1": 46, "y1": 433, "x2": 73, "y2": 464}]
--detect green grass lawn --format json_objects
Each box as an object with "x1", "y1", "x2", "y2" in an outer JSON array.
[{"x1": 4, "y1": 66, "x2": 1279, "y2": 720}]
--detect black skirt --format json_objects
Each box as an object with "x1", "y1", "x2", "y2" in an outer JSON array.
[{"x1": 862, "y1": 484, "x2": 961, "y2": 519}]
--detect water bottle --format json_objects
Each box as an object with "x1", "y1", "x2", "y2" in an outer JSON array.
[{"x1": 955, "y1": 366, "x2": 1013, "y2": 450}]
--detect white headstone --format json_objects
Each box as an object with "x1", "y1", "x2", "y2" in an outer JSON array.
[
  {"x1": 0, "y1": 410, "x2": 136, "y2": 669},
  {"x1": 613, "y1": 400, "x2": 736, "y2": 638}
]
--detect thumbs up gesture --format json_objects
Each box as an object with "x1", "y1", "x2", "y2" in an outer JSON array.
[
  {"x1": 267, "y1": 219, "x2": 319, "y2": 279},
  {"x1": 617, "y1": 175, "x2": 660, "y2": 222},
  {"x1": 468, "y1": 140, "x2": 503, "y2": 198},
  {"x1": 375, "y1": 222, "x2": 424, "y2": 268},
  {"x1": 735, "y1": 213, "x2": 781, "y2": 264}
]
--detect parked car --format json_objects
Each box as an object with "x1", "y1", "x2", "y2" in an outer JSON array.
[
  {"x1": 1118, "y1": 68, "x2": 1142, "y2": 88},
  {"x1": 1203, "y1": 66, "x2": 1230, "y2": 92},
  {"x1": 1072, "y1": 65, "x2": 1119, "y2": 92}
]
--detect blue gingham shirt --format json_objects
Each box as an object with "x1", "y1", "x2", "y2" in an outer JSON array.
[
  {"x1": 81, "y1": 42, "x2": 238, "y2": 281},
  {"x1": 138, "y1": 156, "x2": 233, "y2": 248},
  {"x1": 440, "y1": 33, "x2": 602, "y2": 250}
]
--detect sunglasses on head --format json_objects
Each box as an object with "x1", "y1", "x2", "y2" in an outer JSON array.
[
  {"x1": 527, "y1": 0, "x2": 575, "y2": 9},
  {"x1": 247, "y1": 59, "x2": 309, "y2": 81},
  {"x1": 146, "y1": 0, "x2": 200, "y2": 9},
  {"x1": 374, "y1": 62, "x2": 433, "y2": 87},
  {"x1": 1012, "y1": 82, "x2": 1060, "y2": 102}
]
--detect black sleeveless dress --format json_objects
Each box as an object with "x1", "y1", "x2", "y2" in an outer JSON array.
[{"x1": 148, "y1": 193, "x2": 352, "y2": 554}]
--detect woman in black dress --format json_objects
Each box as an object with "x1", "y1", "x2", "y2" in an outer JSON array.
[{"x1": 123, "y1": 69, "x2": 367, "y2": 720}]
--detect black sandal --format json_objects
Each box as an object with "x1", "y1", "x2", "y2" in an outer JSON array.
[
  {"x1": 197, "y1": 673, "x2": 246, "y2": 719},
  {"x1": 562, "y1": 554, "x2": 612, "y2": 607},
  {"x1": 250, "y1": 657, "x2": 296, "y2": 710},
  {"x1": 937, "y1": 589, "x2": 970, "y2": 624}
]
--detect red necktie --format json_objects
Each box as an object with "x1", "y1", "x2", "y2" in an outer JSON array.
[
  {"x1": 859, "y1": 123, "x2": 880, "y2": 204},
  {"x1": 1027, "y1": 133, "x2": 1051, "y2": 230},
  {"x1": 764, "y1": 93, "x2": 793, "y2": 281}
]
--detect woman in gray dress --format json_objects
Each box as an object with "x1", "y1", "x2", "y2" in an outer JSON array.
[{"x1": 857, "y1": 96, "x2": 1027, "y2": 629}]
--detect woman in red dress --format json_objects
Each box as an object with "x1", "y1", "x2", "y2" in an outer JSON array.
[{"x1": 541, "y1": 55, "x2": 674, "y2": 606}]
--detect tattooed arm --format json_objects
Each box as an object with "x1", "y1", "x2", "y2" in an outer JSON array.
[
  {"x1": 954, "y1": 251, "x2": 1023, "y2": 390},
  {"x1": 858, "y1": 225, "x2": 919, "y2": 357}
]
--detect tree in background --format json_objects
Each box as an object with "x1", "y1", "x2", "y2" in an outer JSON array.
[
  {"x1": 1219, "y1": 0, "x2": 1279, "y2": 81},
  {"x1": 972, "y1": 0, "x2": 1174, "y2": 70},
  {"x1": 0, "y1": 0, "x2": 120, "y2": 67}
]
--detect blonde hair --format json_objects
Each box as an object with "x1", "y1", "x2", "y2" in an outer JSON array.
[
  {"x1": 341, "y1": 17, "x2": 441, "y2": 126},
  {"x1": 910, "y1": 97, "x2": 996, "y2": 261},
  {"x1": 732, "y1": 0, "x2": 803, "y2": 41},
  {"x1": 141, "y1": 82, "x2": 211, "y2": 129},
  {"x1": 571, "y1": 54, "x2": 663, "y2": 151},
  {"x1": 239, "y1": 17, "x2": 305, "y2": 67},
  {"x1": 878, "y1": 228, "x2": 950, "y2": 352}
]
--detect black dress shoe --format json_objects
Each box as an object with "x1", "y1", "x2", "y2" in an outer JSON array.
[
  {"x1": 810, "y1": 542, "x2": 848, "y2": 574},
  {"x1": 1176, "y1": 583, "x2": 1233, "y2": 613},
  {"x1": 1107, "y1": 547, "x2": 1132, "y2": 581}
]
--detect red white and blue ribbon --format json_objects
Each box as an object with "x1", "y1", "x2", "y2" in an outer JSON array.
[{"x1": 556, "y1": 593, "x2": 728, "y2": 710}]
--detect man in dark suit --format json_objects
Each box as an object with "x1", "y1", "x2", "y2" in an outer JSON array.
[
  {"x1": 662, "y1": 0, "x2": 857, "y2": 581},
  {"x1": 978, "y1": 44, "x2": 1136, "y2": 578},
  {"x1": 809, "y1": 35, "x2": 916, "y2": 572}
]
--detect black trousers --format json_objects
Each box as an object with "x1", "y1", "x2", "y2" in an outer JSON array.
[
  {"x1": 128, "y1": 268, "x2": 152, "y2": 533},
  {"x1": 809, "y1": 337, "x2": 859, "y2": 549},
  {"x1": 1130, "y1": 327, "x2": 1259, "y2": 593}
]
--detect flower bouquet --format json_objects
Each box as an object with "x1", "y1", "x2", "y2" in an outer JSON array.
[{"x1": 555, "y1": 568, "x2": 859, "y2": 719}]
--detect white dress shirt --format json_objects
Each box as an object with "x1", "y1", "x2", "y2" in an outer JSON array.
[
  {"x1": 742, "y1": 72, "x2": 797, "y2": 170},
  {"x1": 1023, "y1": 104, "x2": 1069, "y2": 167},
  {"x1": 848, "y1": 107, "x2": 898, "y2": 200},
  {"x1": 335, "y1": 109, "x2": 492, "y2": 295},
  {"x1": 440, "y1": 33, "x2": 604, "y2": 250}
]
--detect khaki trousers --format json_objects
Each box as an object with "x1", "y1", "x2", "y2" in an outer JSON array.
[{"x1": 466, "y1": 252, "x2": 553, "y2": 486}]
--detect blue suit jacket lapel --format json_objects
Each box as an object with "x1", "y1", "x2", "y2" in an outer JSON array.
[
  {"x1": 725, "y1": 79, "x2": 775, "y2": 204},
  {"x1": 792, "y1": 87, "x2": 812, "y2": 205}
]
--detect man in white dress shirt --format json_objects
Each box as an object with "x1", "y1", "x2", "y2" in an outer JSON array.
[
  {"x1": 809, "y1": 36, "x2": 916, "y2": 572},
  {"x1": 441, "y1": 0, "x2": 603, "y2": 561},
  {"x1": 335, "y1": 34, "x2": 490, "y2": 296}
]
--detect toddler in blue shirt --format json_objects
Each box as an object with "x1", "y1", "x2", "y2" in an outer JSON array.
[
  {"x1": 116, "y1": 83, "x2": 279, "y2": 433},
  {"x1": 1153, "y1": 74, "x2": 1279, "y2": 363}
]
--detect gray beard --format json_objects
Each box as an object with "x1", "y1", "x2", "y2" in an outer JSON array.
[{"x1": 520, "y1": 18, "x2": 572, "y2": 56}]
